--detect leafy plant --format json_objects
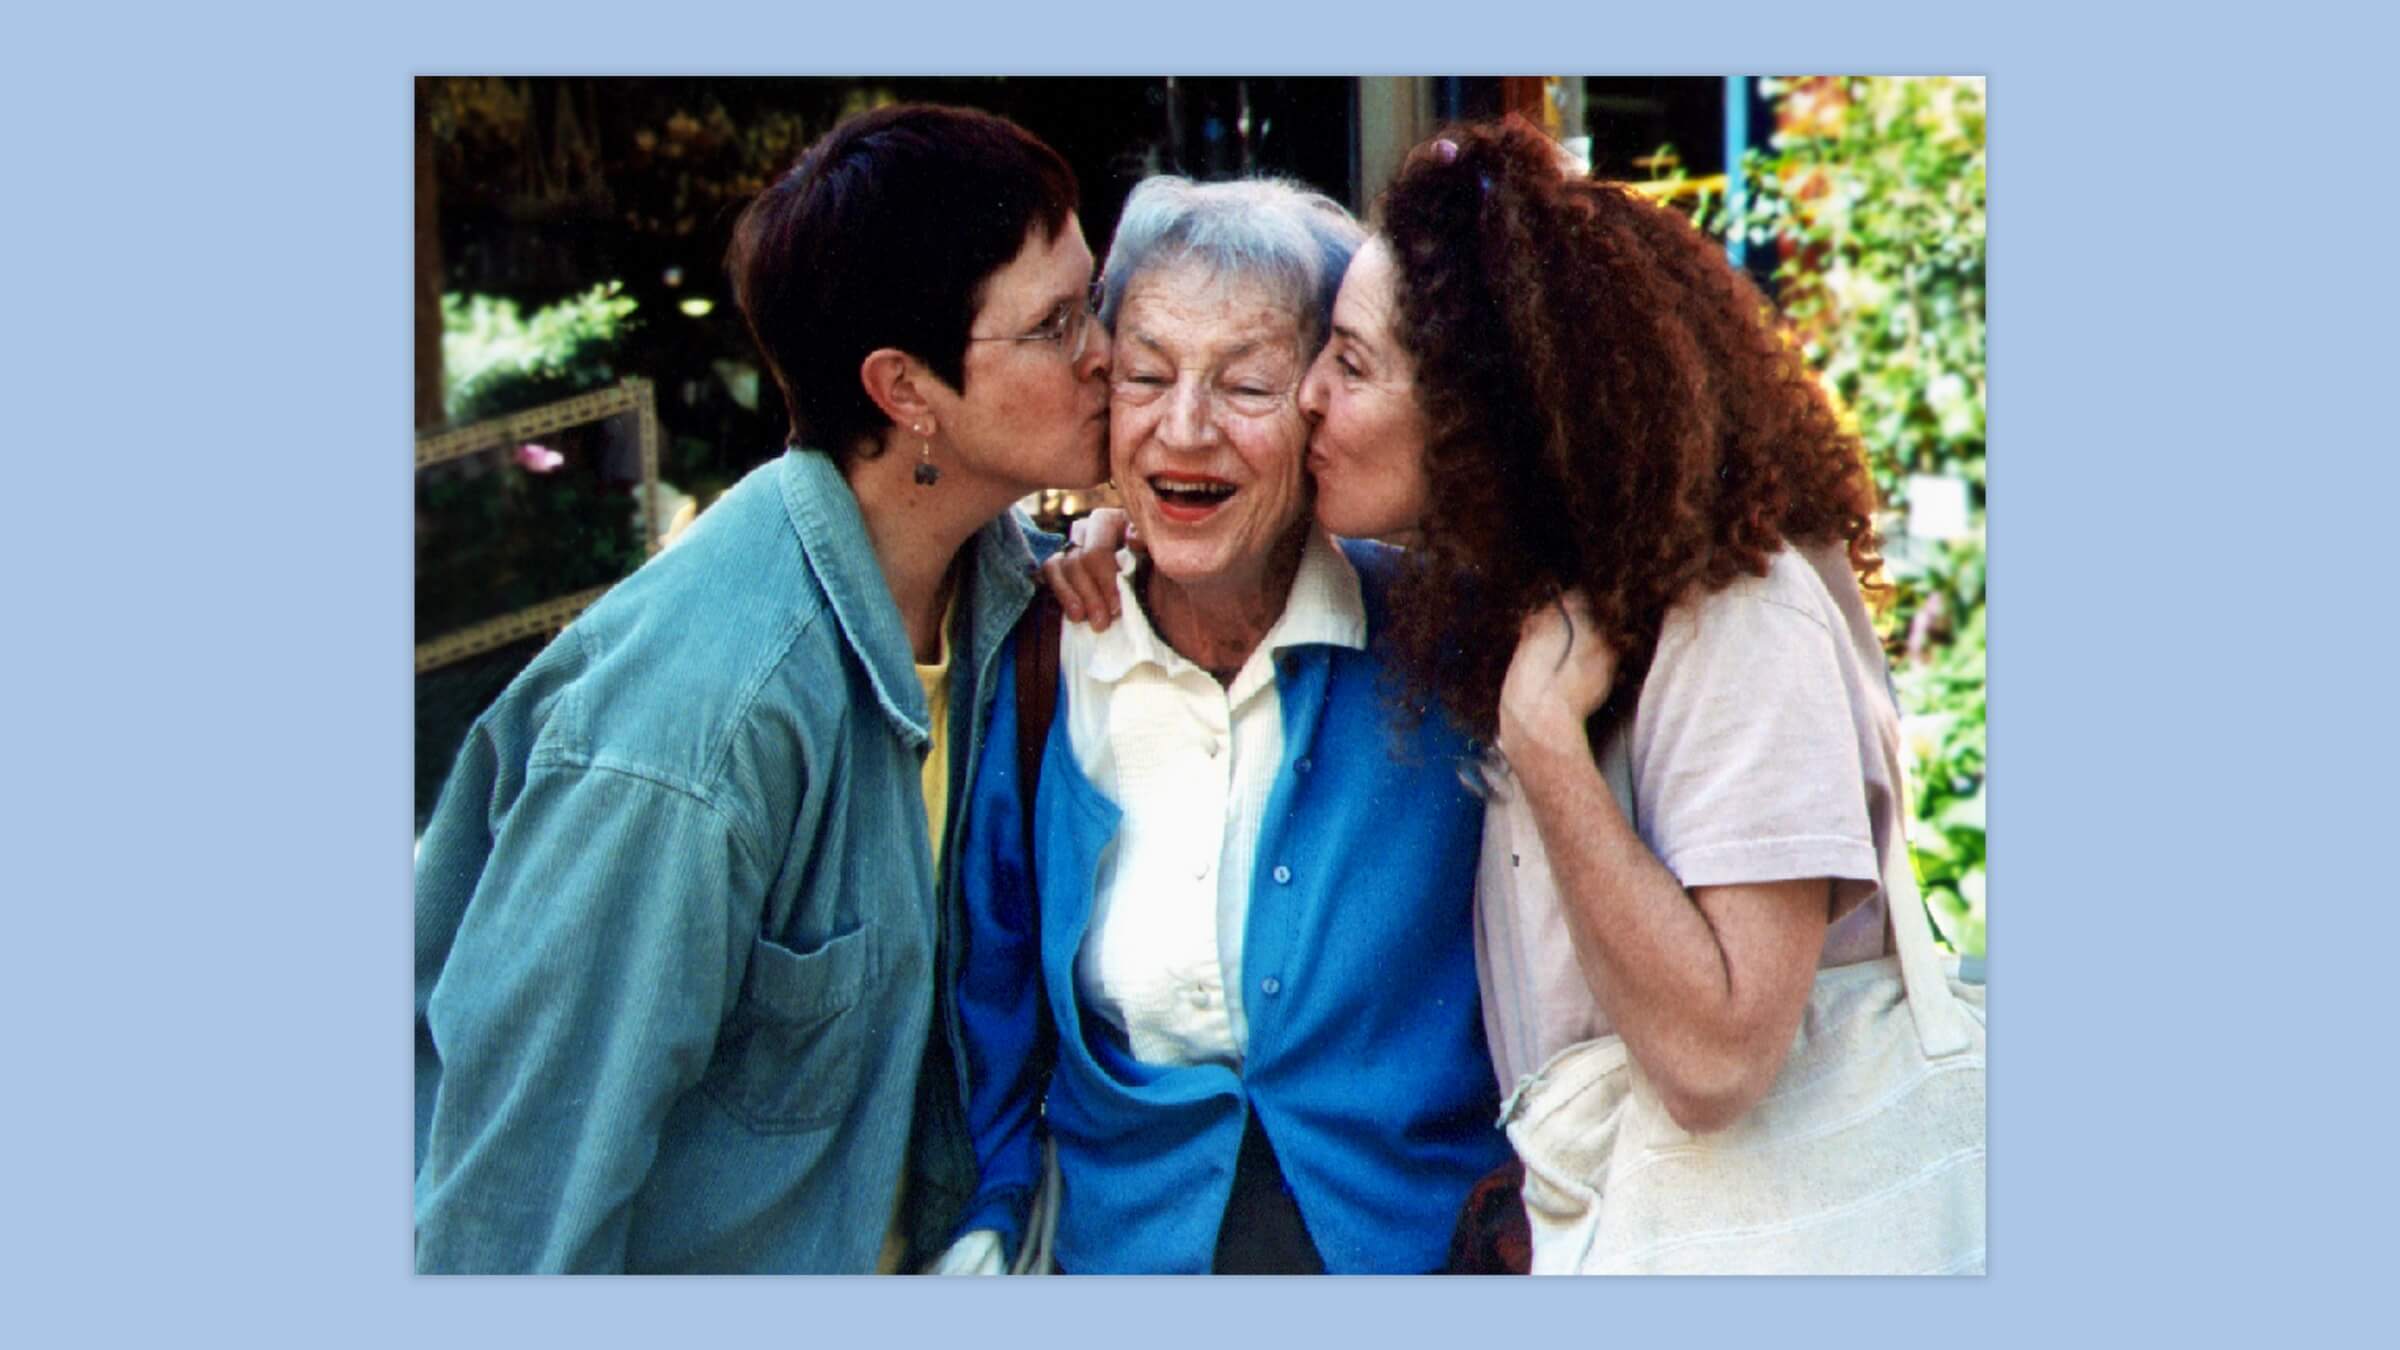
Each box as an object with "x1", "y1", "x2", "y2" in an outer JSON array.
[
  {"x1": 1891, "y1": 543, "x2": 1986, "y2": 956},
  {"x1": 441, "y1": 282, "x2": 638, "y2": 423},
  {"x1": 1724, "y1": 78, "x2": 1986, "y2": 500},
  {"x1": 422, "y1": 283, "x2": 647, "y2": 640}
]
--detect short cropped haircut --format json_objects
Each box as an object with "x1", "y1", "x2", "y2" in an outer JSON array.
[
  {"x1": 726, "y1": 103, "x2": 1079, "y2": 463},
  {"x1": 1097, "y1": 176, "x2": 1364, "y2": 354}
]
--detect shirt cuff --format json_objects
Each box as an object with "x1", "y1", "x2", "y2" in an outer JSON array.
[
  {"x1": 952, "y1": 1185, "x2": 1031, "y2": 1265},
  {"x1": 1662, "y1": 835, "x2": 1881, "y2": 895},
  {"x1": 929, "y1": 1229, "x2": 1007, "y2": 1275}
]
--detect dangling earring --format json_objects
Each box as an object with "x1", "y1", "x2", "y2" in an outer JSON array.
[{"x1": 913, "y1": 424, "x2": 941, "y2": 486}]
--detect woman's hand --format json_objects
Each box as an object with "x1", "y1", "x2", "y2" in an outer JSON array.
[
  {"x1": 1498, "y1": 588, "x2": 1618, "y2": 759},
  {"x1": 1497, "y1": 585, "x2": 1829, "y2": 1136},
  {"x1": 1040, "y1": 507, "x2": 1134, "y2": 630}
]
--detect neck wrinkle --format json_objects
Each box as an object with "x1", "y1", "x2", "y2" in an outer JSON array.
[{"x1": 1140, "y1": 525, "x2": 1308, "y2": 677}]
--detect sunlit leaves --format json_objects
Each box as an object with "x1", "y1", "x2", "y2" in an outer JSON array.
[{"x1": 442, "y1": 282, "x2": 639, "y2": 422}]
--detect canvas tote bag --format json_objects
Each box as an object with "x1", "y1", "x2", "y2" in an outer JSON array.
[{"x1": 1501, "y1": 779, "x2": 1986, "y2": 1275}]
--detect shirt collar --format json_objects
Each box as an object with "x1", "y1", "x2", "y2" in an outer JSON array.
[
  {"x1": 779, "y1": 448, "x2": 1035, "y2": 745},
  {"x1": 1084, "y1": 525, "x2": 1365, "y2": 697}
]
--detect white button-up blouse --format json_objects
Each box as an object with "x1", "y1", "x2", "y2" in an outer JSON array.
[{"x1": 1063, "y1": 527, "x2": 1366, "y2": 1068}]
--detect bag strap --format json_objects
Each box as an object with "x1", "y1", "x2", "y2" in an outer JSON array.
[
  {"x1": 1012, "y1": 588, "x2": 1063, "y2": 878},
  {"x1": 1008, "y1": 1135, "x2": 1063, "y2": 1275},
  {"x1": 1877, "y1": 729, "x2": 1977, "y2": 1058}
]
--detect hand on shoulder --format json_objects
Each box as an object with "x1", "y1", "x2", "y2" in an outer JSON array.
[{"x1": 1038, "y1": 507, "x2": 1134, "y2": 629}]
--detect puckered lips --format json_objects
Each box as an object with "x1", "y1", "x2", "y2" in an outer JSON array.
[{"x1": 1145, "y1": 471, "x2": 1240, "y2": 525}]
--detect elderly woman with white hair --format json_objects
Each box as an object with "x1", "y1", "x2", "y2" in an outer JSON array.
[{"x1": 935, "y1": 176, "x2": 1509, "y2": 1275}]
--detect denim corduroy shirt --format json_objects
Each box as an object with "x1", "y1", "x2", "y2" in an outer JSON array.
[{"x1": 415, "y1": 448, "x2": 1051, "y2": 1272}]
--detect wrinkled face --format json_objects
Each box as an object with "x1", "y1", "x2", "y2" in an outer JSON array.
[
  {"x1": 1297, "y1": 237, "x2": 1432, "y2": 539},
  {"x1": 1109, "y1": 260, "x2": 1312, "y2": 591},
  {"x1": 931, "y1": 221, "x2": 1113, "y2": 495}
]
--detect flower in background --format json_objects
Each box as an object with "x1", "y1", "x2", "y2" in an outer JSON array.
[{"x1": 515, "y1": 442, "x2": 565, "y2": 474}]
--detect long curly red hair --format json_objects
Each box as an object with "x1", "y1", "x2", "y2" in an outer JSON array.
[{"x1": 1377, "y1": 117, "x2": 1885, "y2": 745}]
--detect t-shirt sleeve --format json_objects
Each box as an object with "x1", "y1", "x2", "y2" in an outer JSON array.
[{"x1": 1625, "y1": 582, "x2": 1880, "y2": 913}]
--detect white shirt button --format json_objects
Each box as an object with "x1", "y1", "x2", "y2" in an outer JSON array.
[
  {"x1": 1272, "y1": 864, "x2": 1292, "y2": 885},
  {"x1": 1260, "y1": 976, "x2": 1282, "y2": 997}
]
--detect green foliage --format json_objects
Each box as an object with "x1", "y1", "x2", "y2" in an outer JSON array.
[
  {"x1": 1890, "y1": 542, "x2": 1987, "y2": 956},
  {"x1": 441, "y1": 283, "x2": 639, "y2": 424},
  {"x1": 422, "y1": 282, "x2": 647, "y2": 647},
  {"x1": 1730, "y1": 78, "x2": 1988, "y2": 956},
  {"x1": 1727, "y1": 78, "x2": 1986, "y2": 499}
]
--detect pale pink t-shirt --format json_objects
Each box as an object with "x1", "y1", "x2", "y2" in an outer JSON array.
[{"x1": 1474, "y1": 542, "x2": 1908, "y2": 1096}]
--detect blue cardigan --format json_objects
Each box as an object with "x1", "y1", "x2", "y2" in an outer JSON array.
[{"x1": 951, "y1": 540, "x2": 1508, "y2": 1274}]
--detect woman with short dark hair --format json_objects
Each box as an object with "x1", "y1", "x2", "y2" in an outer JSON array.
[{"x1": 415, "y1": 103, "x2": 1111, "y2": 1272}]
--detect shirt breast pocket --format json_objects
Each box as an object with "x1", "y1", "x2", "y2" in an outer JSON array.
[{"x1": 703, "y1": 927, "x2": 872, "y2": 1133}]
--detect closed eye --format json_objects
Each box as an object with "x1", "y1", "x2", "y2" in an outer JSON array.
[{"x1": 1029, "y1": 302, "x2": 1074, "y2": 340}]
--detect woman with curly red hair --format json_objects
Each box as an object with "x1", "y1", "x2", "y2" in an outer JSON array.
[
  {"x1": 1293, "y1": 118, "x2": 1977, "y2": 1275},
  {"x1": 1050, "y1": 114, "x2": 1982, "y2": 1273}
]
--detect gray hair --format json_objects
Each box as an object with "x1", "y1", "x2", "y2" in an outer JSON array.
[{"x1": 1097, "y1": 175, "x2": 1365, "y2": 353}]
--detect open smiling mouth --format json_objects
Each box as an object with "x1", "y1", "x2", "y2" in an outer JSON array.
[{"x1": 1148, "y1": 473, "x2": 1239, "y2": 524}]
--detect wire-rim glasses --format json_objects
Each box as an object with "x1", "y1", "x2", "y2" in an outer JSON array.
[{"x1": 969, "y1": 280, "x2": 1105, "y2": 364}]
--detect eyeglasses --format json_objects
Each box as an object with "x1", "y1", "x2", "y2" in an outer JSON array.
[{"x1": 969, "y1": 281, "x2": 1106, "y2": 364}]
